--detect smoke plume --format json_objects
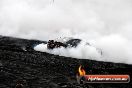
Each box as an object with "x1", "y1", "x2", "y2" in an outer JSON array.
[{"x1": 0, "y1": 0, "x2": 132, "y2": 64}]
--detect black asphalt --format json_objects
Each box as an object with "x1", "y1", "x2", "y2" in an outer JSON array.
[{"x1": 0, "y1": 36, "x2": 131, "y2": 88}]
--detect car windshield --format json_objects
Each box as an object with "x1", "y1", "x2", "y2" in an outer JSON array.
[{"x1": 54, "y1": 37, "x2": 73, "y2": 43}]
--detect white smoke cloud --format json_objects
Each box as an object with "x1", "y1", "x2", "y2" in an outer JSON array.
[
  {"x1": 34, "y1": 41, "x2": 102, "y2": 61},
  {"x1": 93, "y1": 34, "x2": 132, "y2": 64},
  {"x1": 0, "y1": 0, "x2": 132, "y2": 64}
]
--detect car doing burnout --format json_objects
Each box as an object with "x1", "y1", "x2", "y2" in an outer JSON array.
[{"x1": 46, "y1": 38, "x2": 102, "y2": 55}]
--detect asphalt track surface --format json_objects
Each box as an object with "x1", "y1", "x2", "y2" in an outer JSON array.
[{"x1": 0, "y1": 36, "x2": 132, "y2": 88}]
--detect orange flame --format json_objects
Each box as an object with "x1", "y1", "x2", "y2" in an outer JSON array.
[{"x1": 78, "y1": 65, "x2": 86, "y2": 76}]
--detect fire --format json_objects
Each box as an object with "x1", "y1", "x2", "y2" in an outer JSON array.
[{"x1": 78, "y1": 65, "x2": 86, "y2": 76}]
